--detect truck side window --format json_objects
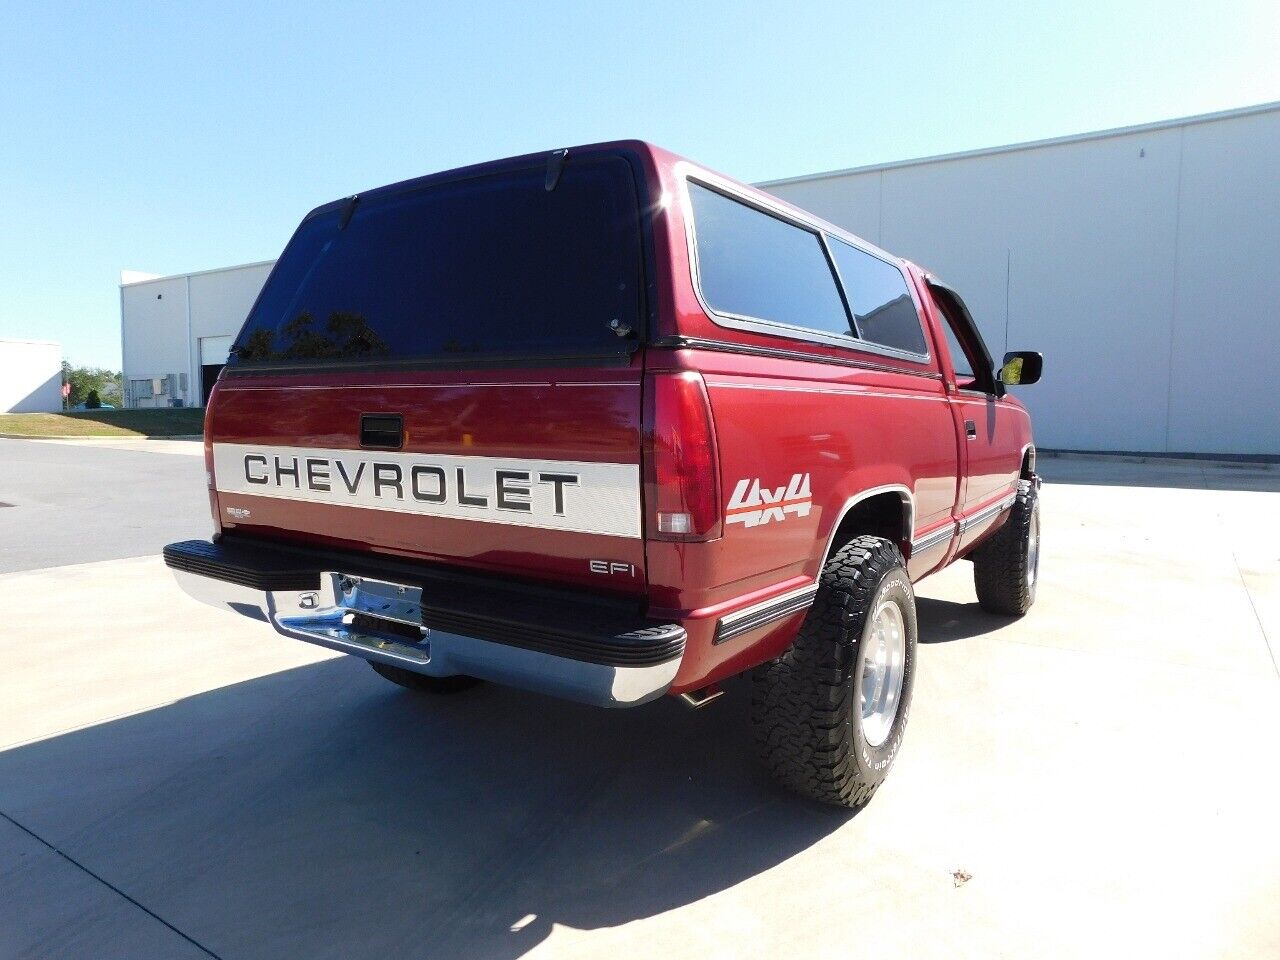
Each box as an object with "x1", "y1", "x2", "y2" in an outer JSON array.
[
  {"x1": 826, "y1": 238, "x2": 929, "y2": 356},
  {"x1": 688, "y1": 183, "x2": 851, "y2": 338},
  {"x1": 940, "y1": 313, "x2": 976, "y2": 383},
  {"x1": 931, "y1": 289, "x2": 1001, "y2": 393}
]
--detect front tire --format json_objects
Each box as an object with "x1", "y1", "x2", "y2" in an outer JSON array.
[
  {"x1": 751, "y1": 536, "x2": 918, "y2": 809},
  {"x1": 972, "y1": 479, "x2": 1040, "y2": 616}
]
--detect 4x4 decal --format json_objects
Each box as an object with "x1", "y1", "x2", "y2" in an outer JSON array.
[{"x1": 726, "y1": 473, "x2": 812, "y2": 527}]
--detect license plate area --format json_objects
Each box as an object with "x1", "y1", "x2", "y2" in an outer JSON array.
[
  {"x1": 331, "y1": 573, "x2": 424, "y2": 626},
  {"x1": 273, "y1": 573, "x2": 431, "y2": 663}
]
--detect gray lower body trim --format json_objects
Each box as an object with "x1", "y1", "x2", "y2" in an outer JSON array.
[
  {"x1": 172, "y1": 569, "x2": 678, "y2": 707},
  {"x1": 714, "y1": 583, "x2": 818, "y2": 645},
  {"x1": 958, "y1": 490, "x2": 1019, "y2": 533},
  {"x1": 910, "y1": 523, "x2": 955, "y2": 554},
  {"x1": 910, "y1": 490, "x2": 1019, "y2": 554}
]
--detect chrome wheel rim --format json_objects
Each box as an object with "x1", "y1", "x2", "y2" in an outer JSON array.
[
  {"x1": 860, "y1": 598, "x2": 906, "y2": 747},
  {"x1": 1027, "y1": 504, "x2": 1040, "y2": 592}
]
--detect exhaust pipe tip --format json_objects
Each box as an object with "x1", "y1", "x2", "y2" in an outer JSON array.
[{"x1": 679, "y1": 684, "x2": 724, "y2": 709}]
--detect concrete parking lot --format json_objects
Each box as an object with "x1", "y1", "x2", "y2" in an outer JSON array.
[{"x1": 1, "y1": 438, "x2": 1277, "y2": 960}]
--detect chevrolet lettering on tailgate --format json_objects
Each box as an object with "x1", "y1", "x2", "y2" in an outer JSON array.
[{"x1": 212, "y1": 443, "x2": 641, "y2": 538}]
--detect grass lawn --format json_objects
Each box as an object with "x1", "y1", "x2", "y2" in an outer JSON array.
[{"x1": 0, "y1": 408, "x2": 205, "y2": 438}]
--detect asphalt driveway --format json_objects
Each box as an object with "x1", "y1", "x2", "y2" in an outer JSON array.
[{"x1": 0, "y1": 438, "x2": 208, "y2": 573}]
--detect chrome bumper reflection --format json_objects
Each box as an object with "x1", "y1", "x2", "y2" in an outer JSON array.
[{"x1": 173, "y1": 569, "x2": 678, "y2": 707}]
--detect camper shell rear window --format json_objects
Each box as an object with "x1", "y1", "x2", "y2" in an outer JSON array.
[{"x1": 229, "y1": 156, "x2": 644, "y2": 368}]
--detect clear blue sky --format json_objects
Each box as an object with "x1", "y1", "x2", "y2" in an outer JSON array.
[{"x1": 3, "y1": 0, "x2": 1277, "y2": 369}]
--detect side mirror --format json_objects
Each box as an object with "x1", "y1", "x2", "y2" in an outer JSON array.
[{"x1": 1000, "y1": 351, "x2": 1043, "y2": 386}]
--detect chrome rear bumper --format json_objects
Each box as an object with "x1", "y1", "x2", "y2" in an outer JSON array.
[{"x1": 168, "y1": 541, "x2": 683, "y2": 708}]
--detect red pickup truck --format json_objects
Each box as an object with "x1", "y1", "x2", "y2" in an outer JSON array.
[{"x1": 165, "y1": 141, "x2": 1042, "y2": 808}]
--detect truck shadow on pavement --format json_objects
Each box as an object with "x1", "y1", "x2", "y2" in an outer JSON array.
[
  {"x1": 915, "y1": 596, "x2": 1014, "y2": 643},
  {"x1": 0, "y1": 660, "x2": 854, "y2": 960}
]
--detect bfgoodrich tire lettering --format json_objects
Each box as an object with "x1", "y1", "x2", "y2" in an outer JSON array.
[
  {"x1": 751, "y1": 536, "x2": 918, "y2": 809},
  {"x1": 972, "y1": 479, "x2": 1040, "y2": 616}
]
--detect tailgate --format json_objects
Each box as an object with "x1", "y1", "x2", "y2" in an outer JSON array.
[
  {"x1": 207, "y1": 370, "x2": 645, "y2": 594},
  {"x1": 206, "y1": 150, "x2": 649, "y2": 595}
]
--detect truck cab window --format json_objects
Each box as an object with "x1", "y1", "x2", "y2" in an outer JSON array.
[
  {"x1": 940, "y1": 311, "x2": 977, "y2": 385},
  {"x1": 825, "y1": 237, "x2": 929, "y2": 356},
  {"x1": 929, "y1": 285, "x2": 998, "y2": 393},
  {"x1": 688, "y1": 182, "x2": 851, "y2": 338}
]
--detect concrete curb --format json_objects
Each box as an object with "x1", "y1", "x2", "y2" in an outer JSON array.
[{"x1": 1039, "y1": 449, "x2": 1279, "y2": 470}]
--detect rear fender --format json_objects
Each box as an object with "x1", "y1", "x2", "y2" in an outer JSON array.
[{"x1": 817, "y1": 477, "x2": 915, "y2": 570}]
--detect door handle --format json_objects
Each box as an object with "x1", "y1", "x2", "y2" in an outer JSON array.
[
  {"x1": 965, "y1": 419, "x2": 977, "y2": 440},
  {"x1": 361, "y1": 413, "x2": 404, "y2": 449}
]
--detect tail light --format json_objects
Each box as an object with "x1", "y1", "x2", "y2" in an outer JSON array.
[
  {"x1": 205, "y1": 438, "x2": 223, "y2": 538},
  {"x1": 646, "y1": 372, "x2": 721, "y2": 541}
]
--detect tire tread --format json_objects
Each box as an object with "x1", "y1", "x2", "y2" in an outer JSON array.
[
  {"x1": 751, "y1": 536, "x2": 910, "y2": 808},
  {"x1": 972, "y1": 479, "x2": 1038, "y2": 616}
]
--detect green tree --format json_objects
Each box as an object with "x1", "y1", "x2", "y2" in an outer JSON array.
[{"x1": 62, "y1": 362, "x2": 123, "y2": 408}]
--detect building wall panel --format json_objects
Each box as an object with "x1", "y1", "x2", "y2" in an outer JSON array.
[
  {"x1": 0, "y1": 340, "x2": 62, "y2": 413},
  {"x1": 122, "y1": 263, "x2": 273, "y2": 408},
  {"x1": 120, "y1": 277, "x2": 188, "y2": 407},
  {"x1": 1167, "y1": 112, "x2": 1280, "y2": 455},
  {"x1": 765, "y1": 107, "x2": 1280, "y2": 455}
]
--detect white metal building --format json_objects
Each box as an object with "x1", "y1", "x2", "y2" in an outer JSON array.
[
  {"x1": 762, "y1": 101, "x2": 1280, "y2": 457},
  {"x1": 120, "y1": 102, "x2": 1279, "y2": 455},
  {"x1": 120, "y1": 261, "x2": 274, "y2": 408},
  {"x1": 0, "y1": 339, "x2": 62, "y2": 413}
]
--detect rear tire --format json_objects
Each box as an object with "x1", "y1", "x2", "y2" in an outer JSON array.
[
  {"x1": 751, "y1": 536, "x2": 917, "y2": 809},
  {"x1": 972, "y1": 479, "x2": 1040, "y2": 616},
  {"x1": 368, "y1": 660, "x2": 482, "y2": 694}
]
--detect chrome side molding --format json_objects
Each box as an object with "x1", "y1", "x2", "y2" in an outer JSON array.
[
  {"x1": 714, "y1": 582, "x2": 819, "y2": 646},
  {"x1": 958, "y1": 490, "x2": 1019, "y2": 533}
]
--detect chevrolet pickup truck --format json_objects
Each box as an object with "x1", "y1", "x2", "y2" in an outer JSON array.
[{"x1": 165, "y1": 141, "x2": 1042, "y2": 808}]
